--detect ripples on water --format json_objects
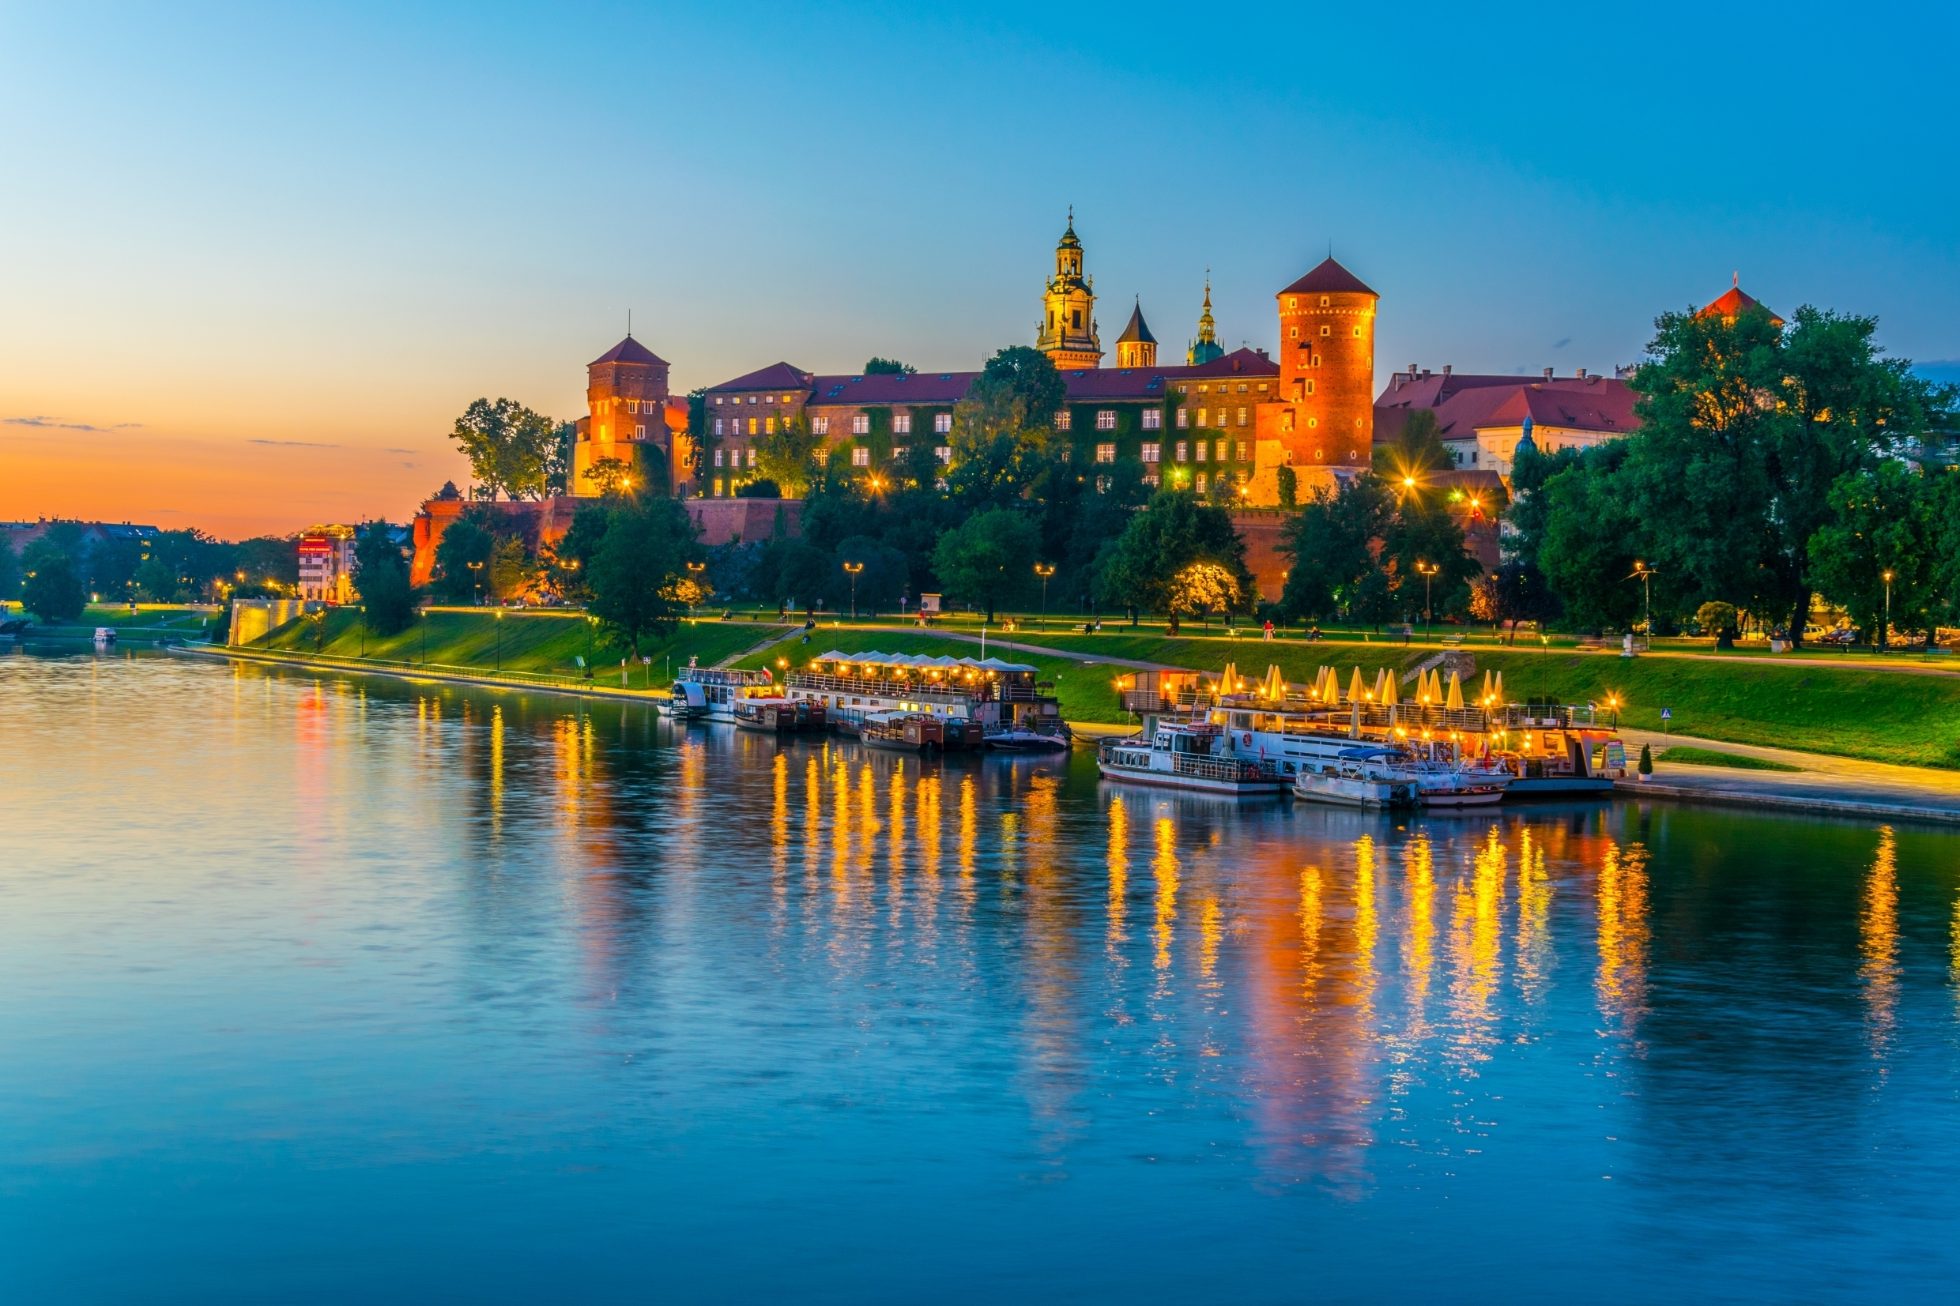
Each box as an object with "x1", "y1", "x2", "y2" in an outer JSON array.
[{"x1": 2, "y1": 655, "x2": 1957, "y2": 1301}]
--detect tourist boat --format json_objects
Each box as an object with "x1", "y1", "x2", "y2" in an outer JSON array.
[
  {"x1": 1397, "y1": 756, "x2": 1511, "y2": 807},
  {"x1": 1484, "y1": 704, "x2": 1628, "y2": 794},
  {"x1": 861, "y1": 712, "x2": 985, "y2": 753},
  {"x1": 663, "y1": 662, "x2": 777, "y2": 723},
  {"x1": 785, "y1": 651, "x2": 1066, "y2": 742},
  {"x1": 1290, "y1": 748, "x2": 1421, "y2": 809},
  {"x1": 1096, "y1": 720, "x2": 1286, "y2": 796},
  {"x1": 983, "y1": 722, "x2": 1072, "y2": 753},
  {"x1": 734, "y1": 697, "x2": 827, "y2": 735}
]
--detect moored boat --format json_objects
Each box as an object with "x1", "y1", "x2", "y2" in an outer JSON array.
[
  {"x1": 1096, "y1": 720, "x2": 1285, "y2": 796},
  {"x1": 786, "y1": 651, "x2": 1067, "y2": 744},
  {"x1": 861, "y1": 712, "x2": 950, "y2": 753},
  {"x1": 1290, "y1": 748, "x2": 1421, "y2": 809},
  {"x1": 664, "y1": 661, "x2": 777, "y2": 723}
]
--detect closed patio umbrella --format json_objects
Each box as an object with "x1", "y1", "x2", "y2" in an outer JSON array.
[{"x1": 1445, "y1": 670, "x2": 1465, "y2": 711}]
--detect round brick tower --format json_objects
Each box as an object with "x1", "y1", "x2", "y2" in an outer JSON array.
[{"x1": 1254, "y1": 257, "x2": 1378, "y2": 472}]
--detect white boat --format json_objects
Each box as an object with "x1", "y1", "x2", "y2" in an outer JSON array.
[
  {"x1": 983, "y1": 724, "x2": 1071, "y2": 753},
  {"x1": 1291, "y1": 749, "x2": 1421, "y2": 809},
  {"x1": 784, "y1": 651, "x2": 1066, "y2": 741},
  {"x1": 664, "y1": 662, "x2": 777, "y2": 722},
  {"x1": 1097, "y1": 720, "x2": 1286, "y2": 796},
  {"x1": 1399, "y1": 757, "x2": 1511, "y2": 807}
]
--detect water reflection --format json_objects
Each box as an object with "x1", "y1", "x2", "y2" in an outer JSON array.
[{"x1": 6, "y1": 656, "x2": 1960, "y2": 1299}]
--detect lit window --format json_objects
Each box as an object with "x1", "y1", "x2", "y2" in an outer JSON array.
[
  {"x1": 714, "y1": 396, "x2": 723, "y2": 405},
  {"x1": 1197, "y1": 384, "x2": 1208, "y2": 394},
  {"x1": 714, "y1": 418, "x2": 724, "y2": 436},
  {"x1": 812, "y1": 416, "x2": 828, "y2": 435},
  {"x1": 1257, "y1": 383, "x2": 1268, "y2": 392},
  {"x1": 851, "y1": 414, "x2": 869, "y2": 435},
  {"x1": 1287, "y1": 297, "x2": 1297, "y2": 308},
  {"x1": 934, "y1": 413, "x2": 952, "y2": 434},
  {"x1": 1141, "y1": 442, "x2": 1160, "y2": 463},
  {"x1": 1055, "y1": 410, "x2": 1072, "y2": 431},
  {"x1": 1321, "y1": 325, "x2": 1331, "y2": 337},
  {"x1": 1175, "y1": 441, "x2": 1188, "y2": 462},
  {"x1": 714, "y1": 449, "x2": 725, "y2": 467},
  {"x1": 1289, "y1": 326, "x2": 1298, "y2": 339},
  {"x1": 714, "y1": 478, "x2": 725, "y2": 495},
  {"x1": 747, "y1": 417, "x2": 758, "y2": 435},
  {"x1": 1237, "y1": 384, "x2": 1247, "y2": 393},
  {"x1": 894, "y1": 413, "x2": 912, "y2": 435},
  {"x1": 893, "y1": 445, "x2": 909, "y2": 460},
  {"x1": 1142, "y1": 408, "x2": 1161, "y2": 430},
  {"x1": 634, "y1": 424, "x2": 645, "y2": 438},
  {"x1": 1095, "y1": 475, "x2": 1109, "y2": 493},
  {"x1": 851, "y1": 446, "x2": 870, "y2": 466},
  {"x1": 748, "y1": 395, "x2": 757, "y2": 404},
  {"x1": 1353, "y1": 327, "x2": 1362, "y2": 337},
  {"x1": 934, "y1": 446, "x2": 951, "y2": 463},
  {"x1": 1196, "y1": 408, "x2": 1208, "y2": 426},
  {"x1": 1196, "y1": 441, "x2": 1208, "y2": 462},
  {"x1": 746, "y1": 448, "x2": 756, "y2": 467},
  {"x1": 1176, "y1": 409, "x2": 1189, "y2": 429},
  {"x1": 1095, "y1": 443, "x2": 1116, "y2": 463},
  {"x1": 1236, "y1": 407, "x2": 1247, "y2": 426},
  {"x1": 1305, "y1": 381, "x2": 1315, "y2": 395},
  {"x1": 1236, "y1": 441, "x2": 1249, "y2": 462},
  {"x1": 764, "y1": 416, "x2": 776, "y2": 434},
  {"x1": 1308, "y1": 417, "x2": 1318, "y2": 428},
  {"x1": 1195, "y1": 473, "x2": 1208, "y2": 493},
  {"x1": 1319, "y1": 296, "x2": 1330, "y2": 307},
  {"x1": 627, "y1": 400, "x2": 639, "y2": 414},
  {"x1": 1095, "y1": 410, "x2": 1116, "y2": 431}
]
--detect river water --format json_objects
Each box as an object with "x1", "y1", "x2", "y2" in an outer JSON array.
[{"x1": 2, "y1": 653, "x2": 1957, "y2": 1302}]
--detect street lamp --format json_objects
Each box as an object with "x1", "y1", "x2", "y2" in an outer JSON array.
[
  {"x1": 686, "y1": 560, "x2": 706, "y2": 620},
  {"x1": 1627, "y1": 560, "x2": 1659, "y2": 643},
  {"x1": 842, "y1": 561, "x2": 863, "y2": 619},
  {"x1": 467, "y1": 559, "x2": 484, "y2": 606},
  {"x1": 494, "y1": 608, "x2": 504, "y2": 672},
  {"x1": 1881, "y1": 568, "x2": 1893, "y2": 652},
  {"x1": 1033, "y1": 562, "x2": 1055, "y2": 630},
  {"x1": 1416, "y1": 560, "x2": 1438, "y2": 638},
  {"x1": 357, "y1": 604, "x2": 366, "y2": 657},
  {"x1": 1604, "y1": 691, "x2": 1622, "y2": 728}
]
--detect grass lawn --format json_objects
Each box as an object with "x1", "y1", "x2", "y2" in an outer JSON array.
[
  {"x1": 252, "y1": 608, "x2": 782, "y2": 688},
  {"x1": 1658, "y1": 746, "x2": 1803, "y2": 773}
]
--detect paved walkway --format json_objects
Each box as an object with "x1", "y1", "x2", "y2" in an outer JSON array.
[{"x1": 1620, "y1": 728, "x2": 1960, "y2": 825}]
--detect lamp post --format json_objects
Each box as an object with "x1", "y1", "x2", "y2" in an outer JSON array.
[
  {"x1": 1627, "y1": 560, "x2": 1658, "y2": 644},
  {"x1": 1416, "y1": 560, "x2": 1438, "y2": 638},
  {"x1": 467, "y1": 559, "x2": 484, "y2": 606},
  {"x1": 1881, "y1": 568, "x2": 1893, "y2": 652},
  {"x1": 1033, "y1": 562, "x2": 1055, "y2": 630},
  {"x1": 494, "y1": 608, "x2": 504, "y2": 672},
  {"x1": 842, "y1": 561, "x2": 863, "y2": 620},
  {"x1": 686, "y1": 560, "x2": 706, "y2": 620},
  {"x1": 357, "y1": 604, "x2": 366, "y2": 658}
]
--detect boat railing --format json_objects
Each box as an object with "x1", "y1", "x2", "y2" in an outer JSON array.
[
  {"x1": 1498, "y1": 703, "x2": 1599, "y2": 729},
  {"x1": 1174, "y1": 752, "x2": 1273, "y2": 783},
  {"x1": 786, "y1": 672, "x2": 981, "y2": 703}
]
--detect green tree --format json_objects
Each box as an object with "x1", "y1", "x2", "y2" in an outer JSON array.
[
  {"x1": 586, "y1": 496, "x2": 702, "y2": 654},
  {"x1": 0, "y1": 531, "x2": 18, "y2": 600},
  {"x1": 1274, "y1": 465, "x2": 1298, "y2": 511},
  {"x1": 432, "y1": 514, "x2": 496, "y2": 603},
  {"x1": 1503, "y1": 440, "x2": 1582, "y2": 571},
  {"x1": 580, "y1": 455, "x2": 635, "y2": 498},
  {"x1": 544, "y1": 421, "x2": 578, "y2": 496},
  {"x1": 753, "y1": 413, "x2": 825, "y2": 497},
  {"x1": 449, "y1": 397, "x2": 559, "y2": 500},
  {"x1": 353, "y1": 522, "x2": 418, "y2": 635},
  {"x1": 1380, "y1": 497, "x2": 1482, "y2": 620},
  {"x1": 1278, "y1": 477, "x2": 1392, "y2": 620},
  {"x1": 1623, "y1": 303, "x2": 1951, "y2": 643},
  {"x1": 830, "y1": 536, "x2": 908, "y2": 615},
  {"x1": 1694, "y1": 600, "x2": 1740, "y2": 648},
  {"x1": 1094, "y1": 488, "x2": 1251, "y2": 620},
  {"x1": 1537, "y1": 447, "x2": 1645, "y2": 633},
  {"x1": 1167, "y1": 561, "x2": 1242, "y2": 626},
  {"x1": 489, "y1": 535, "x2": 535, "y2": 601},
  {"x1": 1373, "y1": 409, "x2": 1454, "y2": 487},
  {"x1": 864, "y1": 357, "x2": 916, "y2": 375},
  {"x1": 21, "y1": 549, "x2": 86, "y2": 622},
  {"x1": 233, "y1": 535, "x2": 299, "y2": 594},
  {"x1": 931, "y1": 508, "x2": 1039, "y2": 621},
  {"x1": 1806, "y1": 460, "x2": 1938, "y2": 647}
]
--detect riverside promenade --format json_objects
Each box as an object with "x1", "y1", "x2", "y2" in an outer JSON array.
[{"x1": 1622, "y1": 729, "x2": 1960, "y2": 826}]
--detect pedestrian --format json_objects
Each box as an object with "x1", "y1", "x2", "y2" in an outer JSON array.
[
  {"x1": 1403, "y1": 622, "x2": 1413, "y2": 646},
  {"x1": 1263, "y1": 619, "x2": 1274, "y2": 641}
]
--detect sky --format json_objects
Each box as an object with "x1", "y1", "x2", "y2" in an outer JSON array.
[{"x1": 3, "y1": 1, "x2": 1956, "y2": 539}]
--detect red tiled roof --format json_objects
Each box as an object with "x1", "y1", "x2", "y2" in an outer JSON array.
[
  {"x1": 1279, "y1": 257, "x2": 1377, "y2": 298},
  {"x1": 1374, "y1": 373, "x2": 1637, "y2": 442},
  {"x1": 808, "y1": 370, "x2": 978, "y2": 406},
  {"x1": 590, "y1": 335, "x2": 668, "y2": 367},
  {"x1": 1174, "y1": 346, "x2": 1277, "y2": 378},
  {"x1": 705, "y1": 361, "x2": 815, "y2": 393},
  {"x1": 1698, "y1": 280, "x2": 1782, "y2": 324}
]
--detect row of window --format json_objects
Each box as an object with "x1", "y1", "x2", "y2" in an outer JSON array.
[
  {"x1": 1176, "y1": 381, "x2": 1268, "y2": 396},
  {"x1": 1055, "y1": 409, "x2": 1164, "y2": 432},
  {"x1": 712, "y1": 447, "x2": 760, "y2": 468},
  {"x1": 712, "y1": 393, "x2": 798, "y2": 406}
]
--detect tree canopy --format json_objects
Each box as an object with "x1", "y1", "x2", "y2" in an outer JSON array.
[
  {"x1": 450, "y1": 398, "x2": 559, "y2": 500},
  {"x1": 931, "y1": 508, "x2": 1040, "y2": 621},
  {"x1": 353, "y1": 522, "x2": 418, "y2": 635}
]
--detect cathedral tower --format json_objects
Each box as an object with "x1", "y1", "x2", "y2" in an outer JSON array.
[
  {"x1": 1187, "y1": 278, "x2": 1223, "y2": 365},
  {"x1": 1115, "y1": 298, "x2": 1157, "y2": 369},
  {"x1": 574, "y1": 333, "x2": 674, "y2": 496},
  {"x1": 1253, "y1": 257, "x2": 1377, "y2": 474},
  {"x1": 1035, "y1": 210, "x2": 1102, "y2": 370}
]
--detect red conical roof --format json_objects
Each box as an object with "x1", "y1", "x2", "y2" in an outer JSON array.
[
  {"x1": 1280, "y1": 256, "x2": 1377, "y2": 298},
  {"x1": 590, "y1": 335, "x2": 668, "y2": 367}
]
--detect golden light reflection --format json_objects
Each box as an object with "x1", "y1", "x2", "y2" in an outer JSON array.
[
  {"x1": 771, "y1": 750, "x2": 789, "y2": 921},
  {"x1": 1152, "y1": 816, "x2": 1178, "y2": 975},
  {"x1": 1514, "y1": 827, "x2": 1551, "y2": 1004},
  {"x1": 1595, "y1": 839, "x2": 1651, "y2": 1035},
  {"x1": 1199, "y1": 895, "x2": 1222, "y2": 988},
  {"x1": 1860, "y1": 825, "x2": 1899, "y2": 1063},
  {"x1": 488, "y1": 703, "x2": 504, "y2": 839},
  {"x1": 1106, "y1": 796, "x2": 1129, "y2": 957},
  {"x1": 1298, "y1": 864, "x2": 1324, "y2": 995},
  {"x1": 1353, "y1": 834, "x2": 1379, "y2": 1024},
  {"x1": 1399, "y1": 834, "x2": 1435, "y2": 1044}
]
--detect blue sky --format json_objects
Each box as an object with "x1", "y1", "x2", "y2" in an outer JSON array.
[{"x1": 2, "y1": 0, "x2": 1955, "y2": 532}]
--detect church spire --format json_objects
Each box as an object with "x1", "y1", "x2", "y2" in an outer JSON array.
[
  {"x1": 1187, "y1": 273, "x2": 1223, "y2": 365},
  {"x1": 1035, "y1": 210, "x2": 1101, "y2": 370}
]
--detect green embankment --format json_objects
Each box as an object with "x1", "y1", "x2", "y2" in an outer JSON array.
[
  {"x1": 1658, "y1": 746, "x2": 1803, "y2": 773},
  {"x1": 251, "y1": 608, "x2": 780, "y2": 688}
]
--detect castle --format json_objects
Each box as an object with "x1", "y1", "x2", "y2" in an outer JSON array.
[{"x1": 695, "y1": 215, "x2": 1380, "y2": 508}]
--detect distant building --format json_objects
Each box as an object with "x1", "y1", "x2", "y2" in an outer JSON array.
[
  {"x1": 1375, "y1": 367, "x2": 1639, "y2": 482},
  {"x1": 571, "y1": 335, "x2": 692, "y2": 496},
  {"x1": 1114, "y1": 299, "x2": 1157, "y2": 369},
  {"x1": 1697, "y1": 273, "x2": 1783, "y2": 328},
  {"x1": 1035, "y1": 211, "x2": 1102, "y2": 370},
  {"x1": 2, "y1": 519, "x2": 159, "y2": 555},
  {"x1": 297, "y1": 526, "x2": 357, "y2": 603},
  {"x1": 1186, "y1": 279, "x2": 1223, "y2": 366}
]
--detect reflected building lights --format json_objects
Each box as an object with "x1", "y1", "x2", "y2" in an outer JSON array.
[
  {"x1": 1106, "y1": 796, "x2": 1129, "y2": 957},
  {"x1": 1152, "y1": 816, "x2": 1178, "y2": 976},
  {"x1": 1860, "y1": 825, "x2": 1899, "y2": 1064},
  {"x1": 1595, "y1": 839, "x2": 1651, "y2": 1037}
]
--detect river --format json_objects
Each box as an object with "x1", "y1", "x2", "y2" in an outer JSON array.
[{"x1": 2, "y1": 652, "x2": 1956, "y2": 1302}]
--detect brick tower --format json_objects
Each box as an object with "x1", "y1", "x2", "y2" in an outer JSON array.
[
  {"x1": 1035, "y1": 210, "x2": 1102, "y2": 370},
  {"x1": 1253, "y1": 257, "x2": 1378, "y2": 480},
  {"x1": 574, "y1": 334, "x2": 673, "y2": 496}
]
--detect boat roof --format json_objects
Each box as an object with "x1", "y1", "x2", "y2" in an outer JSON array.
[{"x1": 809, "y1": 650, "x2": 1038, "y2": 674}]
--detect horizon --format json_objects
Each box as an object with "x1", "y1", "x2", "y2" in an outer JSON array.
[{"x1": 4, "y1": 1, "x2": 1957, "y2": 539}]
